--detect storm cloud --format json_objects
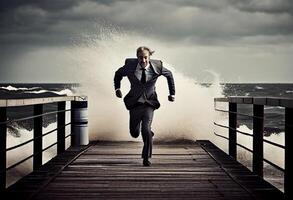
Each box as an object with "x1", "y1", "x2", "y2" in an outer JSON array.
[
  {"x1": 1, "y1": 0, "x2": 293, "y2": 46},
  {"x1": 0, "y1": 0, "x2": 293, "y2": 82}
]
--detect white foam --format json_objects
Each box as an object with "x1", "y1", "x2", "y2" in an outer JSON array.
[
  {"x1": 64, "y1": 24, "x2": 224, "y2": 142},
  {"x1": 0, "y1": 85, "x2": 20, "y2": 91},
  {"x1": 24, "y1": 88, "x2": 74, "y2": 96},
  {"x1": 0, "y1": 85, "x2": 74, "y2": 96},
  {"x1": 0, "y1": 85, "x2": 41, "y2": 91},
  {"x1": 255, "y1": 86, "x2": 264, "y2": 90},
  {"x1": 213, "y1": 118, "x2": 284, "y2": 169},
  {"x1": 6, "y1": 111, "x2": 71, "y2": 187}
]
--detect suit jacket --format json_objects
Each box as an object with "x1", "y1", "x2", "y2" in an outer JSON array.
[{"x1": 114, "y1": 58, "x2": 175, "y2": 110}]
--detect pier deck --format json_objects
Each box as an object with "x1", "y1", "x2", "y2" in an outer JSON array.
[{"x1": 5, "y1": 140, "x2": 283, "y2": 200}]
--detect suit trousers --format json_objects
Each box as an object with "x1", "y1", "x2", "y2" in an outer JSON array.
[{"x1": 129, "y1": 104, "x2": 154, "y2": 159}]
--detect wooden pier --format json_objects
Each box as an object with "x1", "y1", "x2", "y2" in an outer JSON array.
[
  {"x1": 1, "y1": 96, "x2": 291, "y2": 199},
  {"x1": 5, "y1": 140, "x2": 283, "y2": 200}
]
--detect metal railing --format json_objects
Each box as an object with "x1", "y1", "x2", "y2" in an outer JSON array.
[
  {"x1": 0, "y1": 96, "x2": 86, "y2": 190},
  {"x1": 214, "y1": 96, "x2": 293, "y2": 200}
]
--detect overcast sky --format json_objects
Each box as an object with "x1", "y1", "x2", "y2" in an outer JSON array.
[{"x1": 1, "y1": 0, "x2": 293, "y2": 83}]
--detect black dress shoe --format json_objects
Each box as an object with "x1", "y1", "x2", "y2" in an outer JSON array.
[{"x1": 143, "y1": 159, "x2": 151, "y2": 167}]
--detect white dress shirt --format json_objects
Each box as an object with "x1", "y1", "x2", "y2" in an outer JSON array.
[{"x1": 134, "y1": 63, "x2": 155, "y2": 82}]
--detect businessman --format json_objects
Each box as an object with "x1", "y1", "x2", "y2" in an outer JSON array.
[{"x1": 114, "y1": 46, "x2": 175, "y2": 166}]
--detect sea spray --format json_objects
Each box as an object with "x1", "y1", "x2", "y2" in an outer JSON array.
[
  {"x1": 69, "y1": 23, "x2": 224, "y2": 142},
  {"x1": 6, "y1": 106, "x2": 71, "y2": 187}
]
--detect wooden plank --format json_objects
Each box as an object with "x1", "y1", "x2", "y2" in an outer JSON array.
[
  {"x1": 198, "y1": 140, "x2": 284, "y2": 200},
  {"x1": 4, "y1": 140, "x2": 284, "y2": 200},
  {"x1": 0, "y1": 96, "x2": 77, "y2": 107}
]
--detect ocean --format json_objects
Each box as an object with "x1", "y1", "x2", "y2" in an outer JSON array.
[
  {"x1": 1, "y1": 82, "x2": 292, "y2": 190},
  {"x1": 1, "y1": 82, "x2": 291, "y2": 139}
]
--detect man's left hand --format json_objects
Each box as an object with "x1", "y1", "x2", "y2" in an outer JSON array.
[{"x1": 168, "y1": 95, "x2": 175, "y2": 102}]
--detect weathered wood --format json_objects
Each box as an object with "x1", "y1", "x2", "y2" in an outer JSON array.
[
  {"x1": 215, "y1": 97, "x2": 293, "y2": 108},
  {"x1": 253, "y1": 105, "x2": 264, "y2": 177},
  {"x1": 0, "y1": 107, "x2": 7, "y2": 190},
  {"x1": 57, "y1": 101, "x2": 66, "y2": 154},
  {"x1": 5, "y1": 141, "x2": 283, "y2": 200},
  {"x1": 229, "y1": 102, "x2": 237, "y2": 158},
  {"x1": 198, "y1": 140, "x2": 284, "y2": 200},
  {"x1": 33, "y1": 104, "x2": 43, "y2": 170},
  {"x1": 5, "y1": 144, "x2": 90, "y2": 199},
  {"x1": 285, "y1": 108, "x2": 293, "y2": 200},
  {"x1": 0, "y1": 96, "x2": 77, "y2": 107}
]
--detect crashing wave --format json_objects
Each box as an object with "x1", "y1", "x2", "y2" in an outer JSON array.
[
  {"x1": 255, "y1": 86, "x2": 264, "y2": 90},
  {"x1": 0, "y1": 85, "x2": 41, "y2": 91},
  {"x1": 24, "y1": 88, "x2": 74, "y2": 96}
]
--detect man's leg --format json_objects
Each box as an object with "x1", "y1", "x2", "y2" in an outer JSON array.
[
  {"x1": 141, "y1": 105, "x2": 155, "y2": 161},
  {"x1": 129, "y1": 106, "x2": 143, "y2": 138}
]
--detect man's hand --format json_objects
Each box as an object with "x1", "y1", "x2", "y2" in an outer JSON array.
[
  {"x1": 168, "y1": 95, "x2": 175, "y2": 102},
  {"x1": 115, "y1": 89, "x2": 122, "y2": 98}
]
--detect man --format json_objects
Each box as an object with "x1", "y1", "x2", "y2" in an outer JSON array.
[{"x1": 114, "y1": 46, "x2": 175, "y2": 166}]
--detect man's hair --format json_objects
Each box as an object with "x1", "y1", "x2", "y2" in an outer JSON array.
[{"x1": 136, "y1": 46, "x2": 155, "y2": 56}]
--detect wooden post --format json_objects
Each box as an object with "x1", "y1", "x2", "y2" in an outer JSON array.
[
  {"x1": 229, "y1": 103, "x2": 237, "y2": 158},
  {"x1": 71, "y1": 101, "x2": 76, "y2": 146},
  {"x1": 33, "y1": 104, "x2": 43, "y2": 170},
  {"x1": 285, "y1": 108, "x2": 293, "y2": 200},
  {"x1": 0, "y1": 108, "x2": 7, "y2": 190},
  {"x1": 57, "y1": 102, "x2": 66, "y2": 154},
  {"x1": 253, "y1": 105, "x2": 264, "y2": 177}
]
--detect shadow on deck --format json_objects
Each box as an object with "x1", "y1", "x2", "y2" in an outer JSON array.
[{"x1": 5, "y1": 140, "x2": 283, "y2": 200}]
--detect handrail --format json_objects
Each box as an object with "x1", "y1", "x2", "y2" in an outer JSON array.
[
  {"x1": 215, "y1": 108, "x2": 261, "y2": 119},
  {"x1": 213, "y1": 131, "x2": 284, "y2": 173},
  {"x1": 263, "y1": 138, "x2": 285, "y2": 149},
  {"x1": 213, "y1": 132, "x2": 229, "y2": 140},
  {"x1": 0, "y1": 109, "x2": 71, "y2": 125},
  {"x1": 6, "y1": 122, "x2": 71, "y2": 152},
  {"x1": 0, "y1": 96, "x2": 88, "y2": 190},
  {"x1": 213, "y1": 122, "x2": 253, "y2": 137},
  {"x1": 263, "y1": 158, "x2": 284, "y2": 172},
  {"x1": 0, "y1": 96, "x2": 86, "y2": 107},
  {"x1": 214, "y1": 108, "x2": 283, "y2": 121},
  {"x1": 214, "y1": 96, "x2": 293, "y2": 108},
  {"x1": 214, "y1": 122, "x2": 285, "y2": 149},
  {"x1": 214, "y1": 96, "x2": 292, "y2": 199},
  {"x1": 236, "y1": 142, "x2": 253, "y2": 153},
  {"x1": 6, "y1": 132, "x2": 74, "y2": 172}
]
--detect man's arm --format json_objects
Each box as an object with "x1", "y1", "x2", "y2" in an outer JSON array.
[
  {"x1": 114, "y1": 66, "x2": 127, "y2": 98},
  {"x1": 161, "y1": 65, "x2": 175, "y2": 101}
]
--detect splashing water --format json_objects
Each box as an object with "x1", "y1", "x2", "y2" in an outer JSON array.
[{"x1": 67, "y1": 23, "x2": 224, "y2": 142}]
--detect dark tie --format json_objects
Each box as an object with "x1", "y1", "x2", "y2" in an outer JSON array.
[{"x1": 141, "y1": 68, "x2": 146, "y2": 84}]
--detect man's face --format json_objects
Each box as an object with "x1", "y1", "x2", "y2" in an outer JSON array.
[{"x1": 137, "y1": 50, "x2": 150, "y2": 68}]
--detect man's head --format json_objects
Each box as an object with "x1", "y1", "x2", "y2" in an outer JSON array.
[{"x1": 136, "y1": 46, "x2": 154, "y2": 68}]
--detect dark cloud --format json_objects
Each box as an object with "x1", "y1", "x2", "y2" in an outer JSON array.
[
  {"x1": 228, "y1": 0, "x2": 293, "y2": 15},
  {"x1": 0, "y1": 0, "x2": 292, "y2": 48},
  {"x1": 0, "y1": 0, "x2": 79, "y2": 12},
  {"x1": 1, "y1": 0, "x2": 293, "y2": 83}
]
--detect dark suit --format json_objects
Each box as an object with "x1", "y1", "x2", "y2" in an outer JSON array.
[{"x1": 114, "y1": 58, "x2": 175, "y2": 159}]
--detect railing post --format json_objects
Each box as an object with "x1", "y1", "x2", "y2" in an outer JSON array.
[
  {"x1": 57, "y1": 101, "x2": 66, "y2": 154},
  {"x1": 253, "y1": 104, "x2": 264, "y2": 177},
  {"x1": 229, "y1": 102, "x2": 237, "y2": 158},
  {"x1": 0, "y1": 107, "x2": 7, "y2": 190},
  {"x1": 285, "y1": 107, "x2": 293, "y2": 200},
  {"x1": 71, "y1": 102, "x2": 75, "y2": 146},
  {"x1": 33, "y1": 104, "x2": 43, "y2": 170}
]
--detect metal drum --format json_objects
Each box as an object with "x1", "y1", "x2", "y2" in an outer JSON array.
[{"x1": 71, "y1": 101, "x2": 89, "y2": 146}]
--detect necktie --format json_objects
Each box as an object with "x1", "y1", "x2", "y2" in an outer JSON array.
[{"x1": 141, "y1": 68, "x2": 146, "y2": 84}]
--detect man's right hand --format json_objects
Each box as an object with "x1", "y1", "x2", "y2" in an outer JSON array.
[{"x1": 115, "y1": 89, "x2": 122, "y2": 98}]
